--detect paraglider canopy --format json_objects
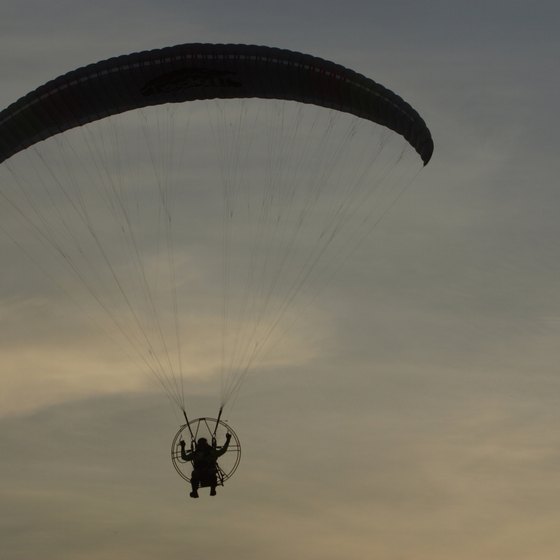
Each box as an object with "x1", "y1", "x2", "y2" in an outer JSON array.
[{"x1": 0, "y1": 43, "x2": 433, "y2": 166}]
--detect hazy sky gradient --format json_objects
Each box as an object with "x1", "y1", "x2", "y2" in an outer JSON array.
[{"x1": 2, "y1": 2, "x2": 560, "y2": 559}]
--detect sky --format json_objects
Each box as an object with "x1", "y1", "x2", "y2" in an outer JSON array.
[{"x1": 1, "y1": 1, "x2": 560, "y2": 559}]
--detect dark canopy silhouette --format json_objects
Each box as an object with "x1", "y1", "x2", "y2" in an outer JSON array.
[{"x1": 0, "y1": 43, "x2": 433, "y2": 166}]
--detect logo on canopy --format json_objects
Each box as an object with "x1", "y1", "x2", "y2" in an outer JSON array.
[{"x1": 142, "y1": 68, "x2": 242, "y2": 96}]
